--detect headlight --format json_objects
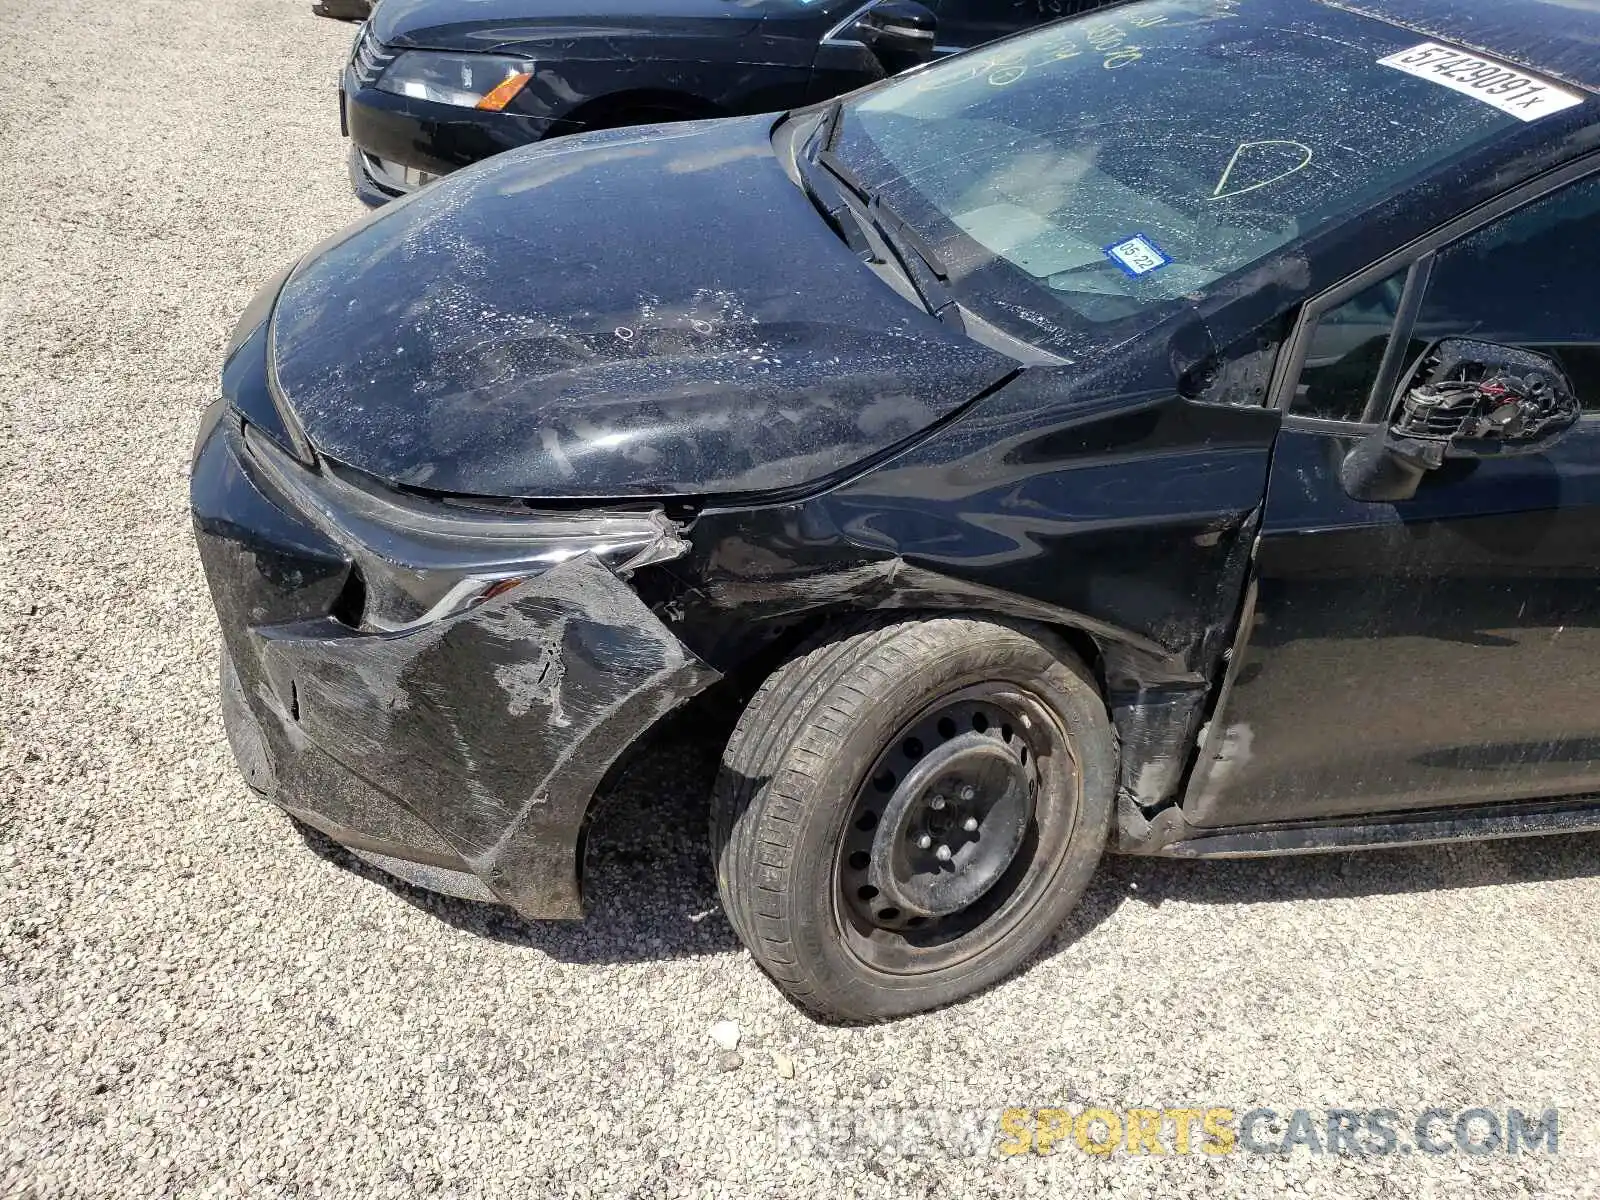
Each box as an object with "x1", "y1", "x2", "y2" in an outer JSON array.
[
  {"x1": 238, "y1": 424, "x2": 689, "y2": 633},
  {"x1": 375, "y1": 51, "x2": 536, "y2": 111}
]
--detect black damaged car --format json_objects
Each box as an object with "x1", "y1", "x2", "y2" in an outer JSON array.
[
  {"x1": 197, "y1": 0, "x2": 1600, "y2": 1020},
  {"x1": 338, "y1": 0, "x2": 1110, "y2": 204}
]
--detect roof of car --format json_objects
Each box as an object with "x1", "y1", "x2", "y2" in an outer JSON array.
[{"x1": 1322, "y1": 0, "x2": 1600, "y2": 92}]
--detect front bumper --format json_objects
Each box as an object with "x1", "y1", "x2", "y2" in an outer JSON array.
[
  {"x1": 341, "y1": 71, "x2": 582, "y2": 205},
  {"x1": 190, "y1": 402, "x2": 719, "y2": 917},
  {"x1": 347, "y1": 145, "x2": 442, "y2": 207}
]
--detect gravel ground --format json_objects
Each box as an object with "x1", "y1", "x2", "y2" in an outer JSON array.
[{"x1": 4, "y1": 1, "x2": 1600, "y2": 1196}]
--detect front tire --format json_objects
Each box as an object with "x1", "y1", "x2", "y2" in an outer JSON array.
[{"x1": 711, "y1": 616, "x2": 1114, "y2": 1022}]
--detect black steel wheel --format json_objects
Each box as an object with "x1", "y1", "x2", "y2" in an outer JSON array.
[
  {"x1": 711, "y1": 616, "x2": 1114, "y2": 1022},
  {"x1": 835, "y1": 682, "x2": 1078, "y2": 973}
]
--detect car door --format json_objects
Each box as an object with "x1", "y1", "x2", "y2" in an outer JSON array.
[
  {"x1": 807, "y1": 0, "x2": 1115, "y2": 103},
  {"x1": 1185, "y1": 163, "x2": 1600, "y2": 828},
  {"x1": 930, "y1": 0, "x2": 1115, "y2": 53}
]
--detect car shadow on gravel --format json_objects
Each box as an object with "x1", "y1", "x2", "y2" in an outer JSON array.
[
  {"x1": 291, "y1": 704, "x2": 1139, "y2": 975},
  {"x1": 1100, "y1": 825, "x2": 1600, "y2": 911},
  {"x1": 293, "y1": 707, "x2": 746, "y2": 964},
  {"x1": 294, "y1": 707, "x2": 1600, "y2": 969}
]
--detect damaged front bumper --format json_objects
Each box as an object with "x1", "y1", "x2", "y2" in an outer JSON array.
[{"x1": 190, "y1": 402, "x2": 718, "y2": 917}]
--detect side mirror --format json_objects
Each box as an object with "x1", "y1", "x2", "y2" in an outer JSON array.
[
  {"x1": 1339, "y1": 338, "x2": 1579, "y2": 503},
  {"x1": 843, "y1": 0, "x2": 938, "y2": 73}
]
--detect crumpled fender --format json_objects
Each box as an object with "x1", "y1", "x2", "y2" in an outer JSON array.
[{"x1": 245, "y1": 556, "x2": 719, "y2": 918}]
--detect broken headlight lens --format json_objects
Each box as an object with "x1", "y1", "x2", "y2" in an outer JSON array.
[
  {"x1": 375, "y1": 51, "x2": 536, "y2": 111},
  {"x1": 238, "y1": 423, "x2": 688, "y2": 633}
]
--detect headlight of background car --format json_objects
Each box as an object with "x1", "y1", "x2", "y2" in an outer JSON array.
[{"x1": 375, "y1": 51, "x2": 536, "y2": 111}]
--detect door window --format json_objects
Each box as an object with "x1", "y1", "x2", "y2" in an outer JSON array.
[
  {"x1": 1289, "y1": 173, "x2": 1600, "y2": 422},
  {"x1": 1290, "y1": 270, "x2": 1407, "y2": 422},
  {"x1": 1414, "y1": 175, "x2": 1600, "y2": 410}
]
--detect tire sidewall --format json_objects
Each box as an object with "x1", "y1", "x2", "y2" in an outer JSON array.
[{"x1": 779, "y1": 621, "x2": 1114, "y2": 1019}]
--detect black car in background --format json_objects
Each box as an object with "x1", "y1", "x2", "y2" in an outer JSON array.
[
  {"x1": 200, "y1": 0, "x2": 1600, "y2": 1021},
  {"x1": 339, "y1": 0, "x2": 1107, "y2": 204},
  {"x1": 314, "y1": 0, "x2": 371, "y2": 20}
]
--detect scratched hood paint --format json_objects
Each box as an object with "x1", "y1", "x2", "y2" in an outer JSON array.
[{"x1": 269, "y1": 117, "x2": 1012, "y2": 499}]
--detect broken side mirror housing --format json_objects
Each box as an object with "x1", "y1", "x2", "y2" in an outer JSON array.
[
  {"x1": 843, "y1": 0, "x2": 938, "y2": 73},
  {"x1": 1339, "y1": 338, "x2": 1579, "y2": 503}
]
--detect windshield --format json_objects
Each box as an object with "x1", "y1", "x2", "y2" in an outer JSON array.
[{"x1": 834, "y1": 0, "x2": 1567, "y2": 353}]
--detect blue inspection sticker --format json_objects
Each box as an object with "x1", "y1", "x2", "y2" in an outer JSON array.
[{"x1": 1104, "y1": 234, "x2": 1171, "y2": 277}]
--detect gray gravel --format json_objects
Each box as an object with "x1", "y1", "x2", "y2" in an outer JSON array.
[{"x1": 4, "y1": 1, "x2": 1600, "y2": 1196}]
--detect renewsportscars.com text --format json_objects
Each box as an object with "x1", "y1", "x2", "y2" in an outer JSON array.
[{"x1": 774, "y1": 1104, "x2": 1561, "y2": 1159}]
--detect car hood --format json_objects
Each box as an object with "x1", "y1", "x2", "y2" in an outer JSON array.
[
  {"x1": 372, "y1": 0, "x2": 763, "y2": 49},
  {"x1": 269, "y1": 117, "x2": 1013, "y2": 500}
]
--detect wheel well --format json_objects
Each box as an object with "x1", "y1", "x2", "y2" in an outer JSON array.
[
  {"x1": 567, "y1": 90, "x2": 725, "y2": 132},
  {"x1": 724, "y1": 610, "x2": 1110, "y2": 708},
  {"x1": 578, "y1": 609, "x2": 1111, "y2": 900}
]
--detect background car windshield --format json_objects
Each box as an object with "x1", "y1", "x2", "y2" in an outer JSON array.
[{"x1": 840, "y1": 0, "x2": 1545, "y2": 340}]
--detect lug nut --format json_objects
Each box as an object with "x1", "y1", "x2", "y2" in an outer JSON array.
[
  {"x1": 959, "y1": 785, "x2": 976, "y2": 802},
  {"x1": 929, "y1": 795, "x2": 946, "y2": 810},
  {"x1": 916, "y1": 834, "x2": 933, "y2": 850},
  {"x1": 935, "y1": 845, "x2": 953, "y2": 862},
  {"x1": 962, "y1": 816, "x2": 979, "y2": 832}
]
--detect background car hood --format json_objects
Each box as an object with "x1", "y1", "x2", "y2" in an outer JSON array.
[
  {"x1": 373, "y1": 0, "x2": 763, "y2": 49},
  {"x1": 269, "y1": 117, "x2": 1013, "y2": 500}
]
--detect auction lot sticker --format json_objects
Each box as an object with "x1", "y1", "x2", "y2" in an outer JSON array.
[{"x1": 1378, "y1": 42, "x2": 1585, "y2": 121}]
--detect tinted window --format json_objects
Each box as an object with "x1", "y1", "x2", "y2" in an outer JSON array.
[
  {"x1": 835, "y1": 0, "x2": 1536, "y2": 352},
  {"x1": 1413, "y1": 176, "x2": 1600, "y2": 410},
  {"x1": 1291, "y1": 272, "x2": 1406, "y2": 422}
]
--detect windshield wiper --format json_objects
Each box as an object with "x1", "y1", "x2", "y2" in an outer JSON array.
[
  {"x1": 799, "y1": 105, "x2": 962, "y2": 330},
  {"x1": 793, "y1": 105, "x2": 868, "y2": 254}
]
